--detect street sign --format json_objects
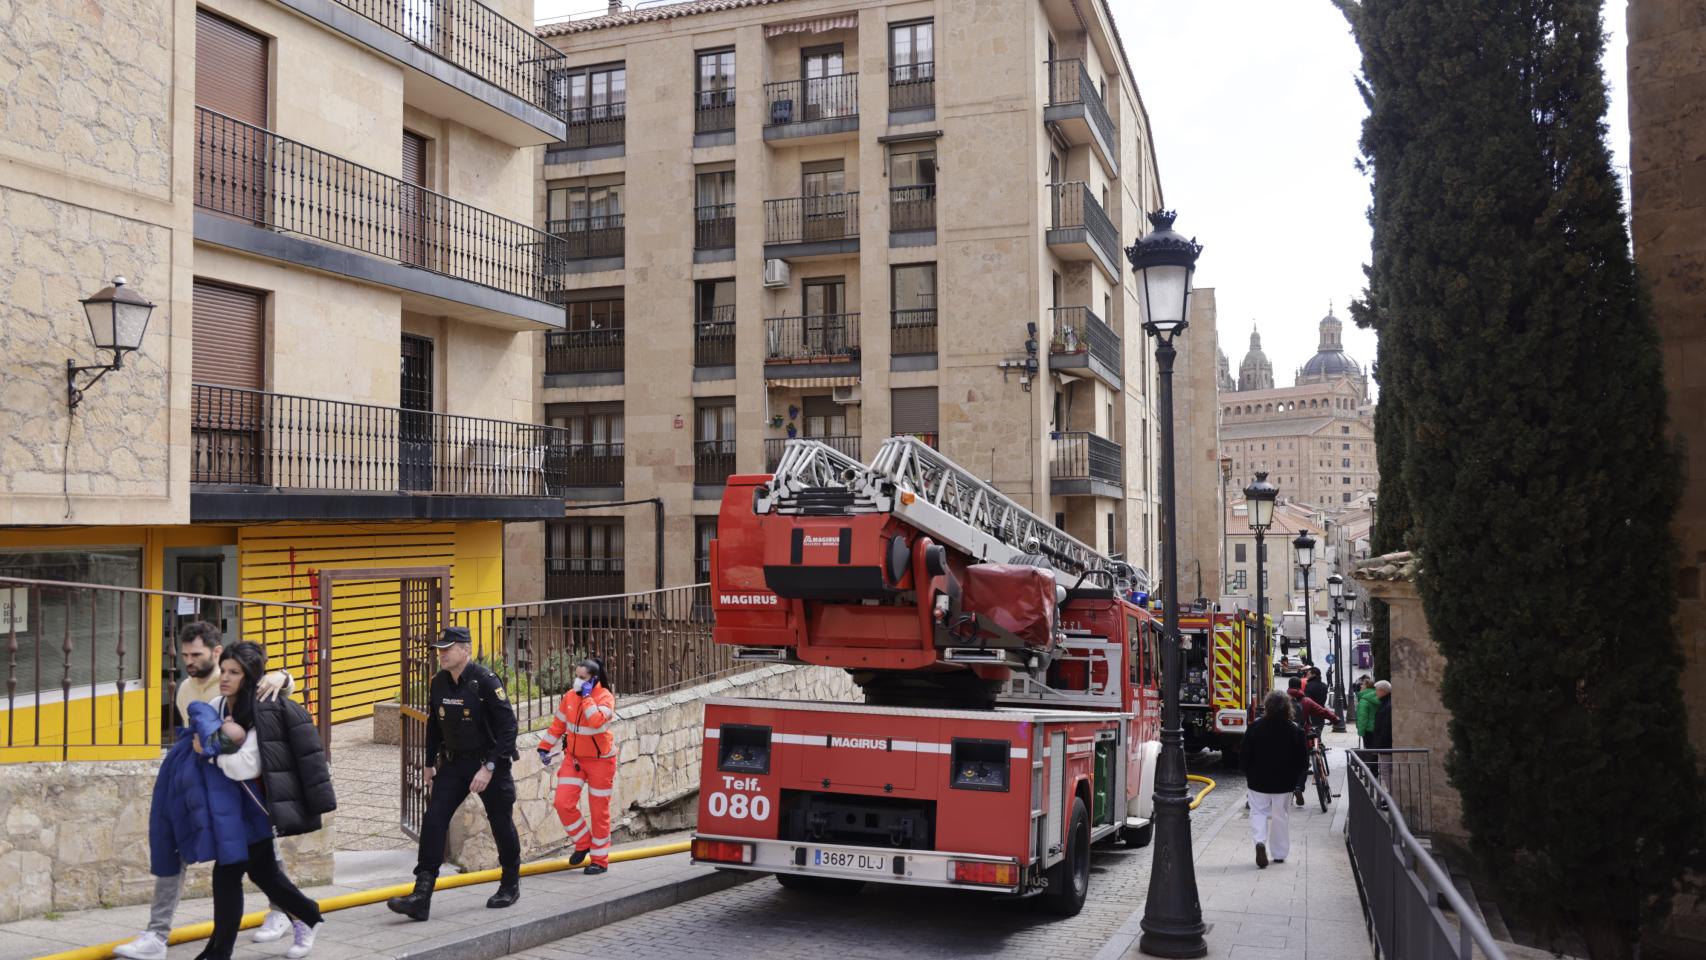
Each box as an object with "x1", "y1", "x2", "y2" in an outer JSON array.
[{"x1": 1326, "y1": 653, "x2": 1337, "y2": 665}]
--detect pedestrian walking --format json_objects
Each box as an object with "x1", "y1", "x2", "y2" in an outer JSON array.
[
  {"x1": 538, "y1": 657, "x2": 618, "y2": 875},
  {"x1": 114, "y1": 623, "x2": 297, "y2": 960},
  {"x1": 1241, "y1": 690, "x2": 1307, "y2": 868},
  {"x1": 388, "y1": 627, "x2": 522, "y2": 921},
  {"x1": 1368, "y1": 680, "x2": 1393, "y2": 782},
  {"x1": 1355, "y1": 677, "x2": 1379, "y2": 746},
  {"x1": 1287, "y1": 677, "x2": 1339, "y2": 805},
  {"x1": 202, "y1": 641, "x2": 335, "y2": 960},
  {"x1": 1304, "y1": 667, "x2": 1330, "y2": 708}
]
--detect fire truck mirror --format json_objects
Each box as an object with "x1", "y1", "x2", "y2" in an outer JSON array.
[
  {"x1": 925, "y1": 543, "x2": 948, "y2": 578},
  {"x1": 949, "y1": 739, "x2": 1011, "y2": 792},
  {"x1": 887, "y1": 535, "x2": 912, "y2": 584},
  {"x1": 718, "y1": 724, "x2": 773, "y2": 775}
]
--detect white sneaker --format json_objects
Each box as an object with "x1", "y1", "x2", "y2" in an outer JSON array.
[
  {"x1": 285, "y1": 920, "x2": 322, "y2": 959},
  {"x1": 253, "y1": 911, "x2": 292, "y2": 943},
  {"x1": 112, "y1": 932, "x2": 168, "y2": 960}
]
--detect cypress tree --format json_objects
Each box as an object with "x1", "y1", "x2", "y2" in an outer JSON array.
[{"x1": 1336, "y1": 0, "x2": 1704, "y2": 952}]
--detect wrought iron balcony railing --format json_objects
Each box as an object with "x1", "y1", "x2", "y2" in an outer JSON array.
[
  {"x1": 764, "y1": 73, "x2": 859, "y2": 127},
  {"x1": 889, "y1": 61, "x2": 935, "y2": 111},
  {"x1": 890, "y1": 184, "x2": 936, "y2": 232},
  {"x1": 190, "y1": 383, "x2": 571, "y2": 497},
  {"x1": 544, "y1": 558, "x2": 626, "y2": 600},
  {"x1": 545, "y1": 215, "x2": 624, "y2": 261},
  {"x1": 1048, "y1": 180, "x2": 1120, "y2": 272},
  {"x1": 1046, "y1": 58, "x2": 1117, "y2": 154},
  {"x1": 764, "y1": 314, "x2": 860, "y2": 363},
  {"x1": 765, "y1": 436, "x2": 859, "y2": 471},
  {"x1": 695, "y1": 204, "x2": 735, "y2": 250},
  {"x1": 335, "y1": 0, "x2": 567, "y2": 120},
  {"x1": 891, "y1": 308, "x2": 937, "y2": 355},
  {"x1": 558, "y1": 102, "x2": 625, "y2": 150},
  {"x1": 765, "y1": 193, "x2": 859, "y2": 245},
  {"x1": 696, "y1": 89, "x2": 735, "y2": 133},
  {"x1": 695, "y1": 305, "x2": 736, "y2": 367},
  {"x1": 549, "y1": 442, "x2": 623, "y2": 487},
  {"x1": 194, "y1": 107, "x2": 563, "y2": 303},
  {"x1": 694, "y1": 439, "x2": 736, "y2": 485},
  {"x1": 1049, "y1": 306, "x2": 1121, "y2": 374},
  {"x1": 1050, "y1": 431, "x2": 1123, "y2": 486},
  {"x1": 545, "y1": 328, "x2": 623, "y2": 375}
]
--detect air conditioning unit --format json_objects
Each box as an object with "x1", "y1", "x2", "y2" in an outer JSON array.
[
  {"x1": 763, "y1": 258, "x2": 790, "y2": 288},
  {"x1": 832, "y1": 384, "x2": 862, "y2": 404}
]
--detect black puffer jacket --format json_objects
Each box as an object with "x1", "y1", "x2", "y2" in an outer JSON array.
[
  {"x1": 253, "y1": 698, "x2": 336, "y2": 836},
  {"x1": 1240, "y1": 710, "x2": 1308, "y2": 794}
]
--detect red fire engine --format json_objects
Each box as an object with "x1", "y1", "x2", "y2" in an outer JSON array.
[{"x1": 690, "y1": 438, "x2": 1165, "y2": 915}]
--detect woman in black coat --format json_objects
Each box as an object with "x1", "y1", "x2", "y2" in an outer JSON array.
[
  {"x1": 201, "y1": 642, "x2": 336, "y2": 960},
  {"x1": 1240, "y1": 690, "x2": 1308, "y2": 868}
]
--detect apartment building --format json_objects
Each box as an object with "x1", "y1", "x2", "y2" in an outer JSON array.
[
  {"x1": 513, "y1": 0, "x2": 1167, "y2": 601},
  {"x1": 0, "y1": 0, "x2": 568, "y2": 749}
]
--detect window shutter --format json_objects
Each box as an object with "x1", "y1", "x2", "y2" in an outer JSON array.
[
  {"x1": 192, "y1": 280, "x2": 265, "y2": 389},
  {"x1": 891, "y1": 387, "x2": 939, "y2": 435},
  {"x1": 195, "y1": 10, "x2": 268, "y2": 125}
]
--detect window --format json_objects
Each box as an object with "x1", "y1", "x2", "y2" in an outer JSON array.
[
  {"x1": 547, "y1": 402, "x2": 624, "y2": 487},
  {"x1": 548, "y1": 178, "x2": 625, "y2": 259},
  {"x1": 889, "y1": 20, "x2": 934, "y2": 108},
  {"x1": 695, "y1": 168, "x2": 735, "y2": 249},
  {"x1": 554, "y1": 62, "x2": 626, "y2": 122},
  {"x1": 1341, "y1": 426, "x2": 1351, "y2": 434},
  {"x1": 695, "y1": 518, "x2": 719, "y2": 580},
  {"x1": 1229, "y1": 570, "x2": 1247, "y2": 591},
  {"x1": 1106, "y1": 513, "x2": 1116, "y2": 554},
  {"x1": 889, "y1": 143, "x2": 936, "y2": 231},
  {"x1": 696, "y1": 49, "x2": 735, "y2": 131},
  {"x1": 892, "y1": 387, "x2": 939, "y2": 442},
  {"x1": 892, "y1": 263, "x2": 937, "y2": 355},
  {"x1": 1342, "y1": 458, "x2": 1351, "y2": 468},
  {"x1": 695, "y1": 398, "x2": 736, "y2": 485},
  {"x1": 1343, "y1": 492, "x2": 1353, "y2": 503},
  {"x1": 1260, "y1": 570, "x2": 1269, "y2": 590},
  {"x1": 801, "y1": 395, "x2": 847, "y2": 439},
  {"x1": 0, "y1": 548, "x2": 146, "y2": 697},
  {"x1": 545, "y1": 295, "x2": 624, "y2": 374},
  {"x1": 1342, "y1": 443, "x2": 1351, "y2": 451},
  {"x1": 1343, "y1": 477, "x2": 1352, "y2": 485},
  {"x1": 1235, "y1": 543, "x2": 1247, "y2": 563},
  {"x1": 545, "y1": 519, "x2": 625, "y2": 598},
  {"x1": 1260, "y1": 542, "x2": 1268, "y2": 562},
  {"x1": 695, "y1": 279, "x2": 735, "y2": 366},
  {"x1": 566, "y1": 297, "x2": 623, "y2": 334}
]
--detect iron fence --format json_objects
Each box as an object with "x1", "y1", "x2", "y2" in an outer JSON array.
[
  {"x1": 1050, "y1": 431, "x2": 1123, "y2": 485},
  {"x1": 890, "y1": 184, "x2": 936, "y2": 232},
  {"x1": 764, "y1": 314, "x2": 861, "y2": 363},
  {"x1": 764, "y1": 73, "x2": 859, "y2": 127},
  {"x1": 889, "y1": 61, "x2": 935, "y2": 111},
  {"x1": 194, "y1": 107, "x2": 563, "y2": 303},
  {"x1": 546, "y1": 215, "x2": 625, "y2": 261},
  {"x1": 545, "y1": 328, "x2": 624, "y2": 375},
  {"x1": 191, "y1": 383, "x2": 570, "y2": 496},
  {"x1": 548, "y1": 443, "x2": 624, "y2": 488},
  {"x1": 559, "y1": 102, "x2": 625, "y2": 149},
  {"x1": 0, "y1": 577, "x2": 325, "y2": 761},
  {"x1": 334, "y1": 0, "x2": 566, "y2": 119},
  {"x1": 891, "y1": 308, "x2": 938, "y2": 355},
  {"x1": 765, "y1": 193, "x2": 860, "y2": 244},
  {"x1": 1346, "y1": 751, "x2": 1506, "y2": 960},
  {"x1": 696, "y1": 90, "x2": 735, "y2": 133},
  {"x1": 1049, "y1": 180, "x2": 1120, "y2": 269},
  {"x1": 1050, "y1": 306, "x2": 1121, "y2": 372},
  {"x1": 695, "y1": 306, "x2": 736, "y2": 367},
  {"x1": 1046, "y1": 58, "x2": 1116, "y2": 152},
  {"x1": 1354, "y1": 747, "x2": 1434, "y2": 836},
  {"x1": 766, "y1": 436, "x2": 859, "y2": 471},
  {"x1": 694, "y1": 440, "x2": 736, "y2": 486},
  {"x1": 695, "y1": 204, "x2": 735, "y2": 250}
]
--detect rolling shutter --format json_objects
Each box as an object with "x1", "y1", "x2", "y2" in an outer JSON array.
[
  {"x1": 192, "y1": 280, "x2": 265, "y2": 389},
  {"x1": 195, "y1": 10, "x2": 267, "y2": 124},
  {"x1": 891, "y1": 387, "x2": 939, "y2": 435}
]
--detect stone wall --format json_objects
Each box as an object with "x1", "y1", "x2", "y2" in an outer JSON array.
[
  {"x1": 0, "y1": 760, "x2": 335, "y2": 923},
  {"x1": 1175, "y1": 287, "x2": 1224, "y2": 599},
  {"x1": 444, "y1": 664, "x2": 860, "y2": 868}
]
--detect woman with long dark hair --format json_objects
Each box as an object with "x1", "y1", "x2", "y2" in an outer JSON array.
[{"x1": 198, "y1": 641, "x2": 334, "y2": 960}]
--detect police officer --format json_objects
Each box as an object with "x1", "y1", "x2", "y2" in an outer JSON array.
[{"x1": 387, "y1": 627, "x2": 521, "y2": 921}]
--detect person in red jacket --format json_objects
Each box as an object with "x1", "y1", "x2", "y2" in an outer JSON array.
[
  {"x1": 538, "y1": 657, "x2": 618, "y2": 874},
  {"x1": 1286, "y1": 677, "x2": 1340, "y2": 805}
]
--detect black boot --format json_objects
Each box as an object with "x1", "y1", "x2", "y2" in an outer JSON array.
[
  {"x1": 569, "y1": 848, "x2": 589, "y2": 866},
  {"x1": 387, "y1": 868, "x2": 436, "y2": 921},
  {"x1": 486, "y1": 865, "x2": 520, "y2": 908}
]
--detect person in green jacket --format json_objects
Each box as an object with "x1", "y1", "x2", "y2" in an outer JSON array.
[{"x1": 1355, "y1": 676, "x2": 1379, "y2": 744}]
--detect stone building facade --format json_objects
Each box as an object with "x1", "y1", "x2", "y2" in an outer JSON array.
[
  {"x1": 1629, "y1": 0, "x2": 1706, "y2": 948},
  {"x1": 509, "y1": 0, "x2": 1169, "y2": 601}
]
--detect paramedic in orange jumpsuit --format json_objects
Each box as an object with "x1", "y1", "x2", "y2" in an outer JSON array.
[{"x1": 537, "y1": 657, "x2": 618, "y2": 874}]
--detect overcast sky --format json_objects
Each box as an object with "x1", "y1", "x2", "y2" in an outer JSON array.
[{"x1": 1114, "y1": 0, "x2": 1631, "y2": 396}]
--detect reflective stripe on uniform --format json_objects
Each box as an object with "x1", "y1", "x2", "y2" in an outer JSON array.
[
  {"x1": 585, "y1": 705, "x2": 614, "y2": 721},
  {"x1": 567, "y1": 722, "x2": 611, "y2": 736},
  {"x1": 591, "y1": 846, "x2": 611, "y2": 855},
  {"x1": 558, "y1": 776, "x2": 585, "y2": 787},
  {"x1": 539, "y1": 734, "x2": 562, "y2": 749},
  {"x1": 588, "y1": 786, "x2": 613, "y2": 797},
  {"x1": 590, "y1": 835, "x2": 610, "y2": 846},
  {"x1": 566, "y1": 822, "x2": 590, "y2": 841},
  {"x1": 554, "y1": 709, "x2": 570, "y2": 724}
]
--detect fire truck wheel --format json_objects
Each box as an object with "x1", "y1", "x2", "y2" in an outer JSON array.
[
  {"x1": 775, "y1": 873, "x2": 867, "y2": 895},
  {"x1": 1040, "y1": 798, "x2": 1090, "y2": 917},
  {"x1": 1120, "y1": 820, "x2": 1154, "y2": 848}
]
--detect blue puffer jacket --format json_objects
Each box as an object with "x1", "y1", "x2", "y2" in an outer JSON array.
[{"x1": 148, "y1": 701, "x2": 271, "y2": 876}]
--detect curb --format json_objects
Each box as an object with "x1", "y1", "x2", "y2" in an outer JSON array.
[{"x1": 395, "y1": 868, "x2": 756, "y2": 960}]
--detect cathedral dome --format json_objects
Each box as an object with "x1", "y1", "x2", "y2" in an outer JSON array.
[{"x1": 1299, "y1": 307, "x2": 1363, "y2": 380}]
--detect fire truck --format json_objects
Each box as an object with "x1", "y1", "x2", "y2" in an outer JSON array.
[
  {"x1": 1177, "y1": 611, "x2": 1271, "y2": 760},
  {"x1": 689, "y1": 437, "x2": 1164, "y2": 916}
]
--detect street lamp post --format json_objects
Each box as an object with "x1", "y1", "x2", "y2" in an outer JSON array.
[
  {"x1": 1327, "y1": 573, "x2": 1347, "y2": 730},
  {"x1": 1245, "y1": 472, "x2": 1279, "y2": 685},
  {"x1": 1292, "y1": 531, "x2": 1316, "y2": 665},
  {"x1": 1128, "y1": 210, "x2": 1206, "y2": 959}
]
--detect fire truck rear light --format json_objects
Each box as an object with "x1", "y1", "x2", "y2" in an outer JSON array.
[
  {"x1": 692, "y1": 839, "x2": 754, "y2": 865},
  {"x1": 900, "y1": 491, "x2": 916, "y2": 505},
  {"x1": 950, "y1": 860, "x2": 1016, "y2": 887}
]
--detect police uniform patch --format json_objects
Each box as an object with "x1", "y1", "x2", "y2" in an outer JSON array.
[
  {"x1": 495, "y1": 687, "x2": 507, "y2": 701},
  {"x1": 439, "y1": 706, "x2": 445, "y2": 717}
]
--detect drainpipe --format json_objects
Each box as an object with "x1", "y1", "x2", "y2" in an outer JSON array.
[{"x1": 562, "y1": 497, "x2": 665, "y2": 590}]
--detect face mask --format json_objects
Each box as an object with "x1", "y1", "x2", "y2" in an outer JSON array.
[{"x1": 576, "y1": 679, "x2": 593, "y2": 696}]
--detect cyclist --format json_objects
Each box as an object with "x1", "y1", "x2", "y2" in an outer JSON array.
[{"x1": 1286, "y1": 677, "x2": 1340, "y2": 806}]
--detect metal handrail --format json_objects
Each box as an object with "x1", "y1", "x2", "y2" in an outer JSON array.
[
  {"x1": 1347, "y1": 752, "x2": 1508, "y2": 960},
  {"x1": 764, "y1": 314, "x2": 861, "y2": 362},
  {"x1": 1050, "y1": 431, "x2": 1123, "y2": 484},
  {"x1": 764, "y1": 73, "x2": 859, "y2": 126},
  {"x1": 694, "y1": 203, "x2": 735, "y2": 249},
  {"x1": 764, "y1": 193, "x2": 860, "y2": 244},
  {"x1": 1049, "y1": 181, "x2": 1120, "y2": 272},
  {"x1": 889, "y1": 184, "x2": 936, "y2": 232},
  {"x1": 1046, "y1": 59, "x2": 1116, "y2": 152},
  {"x1": 1050, "y1": 306, "x2": 1121, "y2": 372}
]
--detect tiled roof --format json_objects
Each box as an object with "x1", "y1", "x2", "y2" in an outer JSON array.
[
  {"x1": 538, "y1": 0, "x2": 790, "y2": 36},
  {"x1": 1352, "y1": 551, "x2": 1419, "y2": 583}
]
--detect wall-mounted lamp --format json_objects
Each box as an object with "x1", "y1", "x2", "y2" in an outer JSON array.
[{"x1": 68, "y1": 277, "x2": 155, "y2": 412}]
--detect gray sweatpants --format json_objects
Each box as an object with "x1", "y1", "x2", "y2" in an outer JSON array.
[{"x1": 147, "y1": 864, "x2": 278, "y2": 937}]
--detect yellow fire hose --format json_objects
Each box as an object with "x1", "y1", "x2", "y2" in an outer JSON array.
[
  {"x1": 39, "y1": 840, "x2": 692, "y2": 960},
  {"x1": 1187, "y1": 774, "x2": 1216, "y2": 810}
]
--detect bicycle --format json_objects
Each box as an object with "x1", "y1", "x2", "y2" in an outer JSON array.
[{"x1": 1306, "y1": 729, "x2": 1331, "y2": 812}]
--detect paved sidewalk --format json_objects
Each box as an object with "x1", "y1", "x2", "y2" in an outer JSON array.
[
  {"x1": 1098, "y1": 729, "x2": 1370, "y2": 960},
  {"x1": 0, "y1": 834, "x2": 747, "y2": 960}
]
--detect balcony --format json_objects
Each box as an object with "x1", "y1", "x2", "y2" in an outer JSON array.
[
  {"x1": 696, "y1": 90, "x2": 735, "y2": 137},
  {"x1": 890, "y1": 185, "x2": 936, "y2": 242},
  {"x1": 1049, "y1": 306, "x2": 1122, "y2": 389},
  {"x1": 548, "y1": 102, "x2": 625, "y2": 160},
  {"x1": 546, "y1": 215, "x2": 624, "y2": 272},
  {"x1": 695, "y1": 306, "x2": 736, "y2": 372},
  {"x1": 694, "y1": 439, "x2": 736, "y2": 488},
  {"x1": 1047, "y1": 181, "x2": 1122, "y2": 280},
  {"x1": 764, "y1": 314, "x2": 860, "y2": 381},
  {"x1": 766, "y1": 436, "x2": 859, "y2": 471},
  {"x1": 1050, "y1": 431, "x2": 1123, "y2": 499},
  {"x1": 550, "y1": 442, "x2": 623, "y2": 498},
  {"x1": 764, "y1": 193, "x2": 860, "y2": 259},
  {"x1": 280, "y1": 0, "x2": 567, "y2": 145},
  {"x1": 889, "y1": 62, "x2": 935, "y2": 119},
  {"x1": 188, "y1": 384, "x2": 569, "y2": 521},
  {"x1": 1045, "y1": 59, "x2": 1117, "y2": 175},
  {"x1": 545, "y1": 558, "x2": 625, "y2": 600},
  {"x1": 891, "y1": 309, "x2": 937, "y2": 356},
  {"x1": 695, "y1": 204, "x2": 735, "y2": 254},
  {"x1": 764, "y1": 74, "x2": 859, "y2": 142},
  {"x1": 545, "y1": 328, "x2": 623, "y2": 379},
  {"x1": 193, "y1": 108, "x2": 563, "y2": 329}
]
